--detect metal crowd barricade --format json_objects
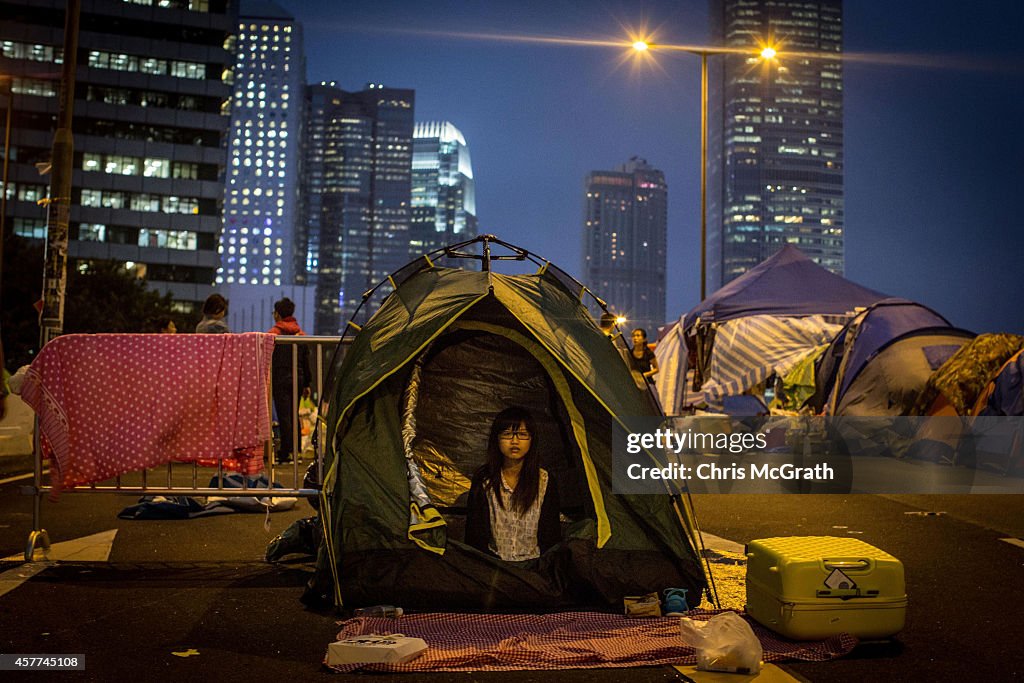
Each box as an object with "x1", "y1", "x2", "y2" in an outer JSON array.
[{"x1": 22, "y1": 334, "x2": 347, "y2": 562}]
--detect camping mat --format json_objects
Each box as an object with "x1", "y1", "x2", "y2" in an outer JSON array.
[{"x1": 326, "y1": 610, "x2": 857, "y2": 672}]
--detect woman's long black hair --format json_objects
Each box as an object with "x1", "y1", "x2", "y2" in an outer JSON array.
[{"x1": 482, "y1": 406, "x2": 541, "y2": 515}]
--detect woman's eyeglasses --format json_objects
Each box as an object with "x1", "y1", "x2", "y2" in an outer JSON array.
[{"x1": 498, "y1": 430, "x2": 532, "y2": 441}]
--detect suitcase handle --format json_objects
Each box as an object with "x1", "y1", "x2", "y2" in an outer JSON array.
[{"x1": 824, "y1": 559, "x2": 871, "y2": 571}]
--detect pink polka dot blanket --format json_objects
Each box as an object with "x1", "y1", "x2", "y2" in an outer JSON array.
[
  {"x1": 21, "y1": 333, "x2": 275, "y2": 496},
  {"x1": 326, "y1": 610, "x2": 858, "y2": 672}
]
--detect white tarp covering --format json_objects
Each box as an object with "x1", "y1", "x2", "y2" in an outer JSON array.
[{"x1": 654, "y1": 321, "x2": 688, "y2": 415}]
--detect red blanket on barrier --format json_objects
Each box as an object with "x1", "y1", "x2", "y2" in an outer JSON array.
[
  {"x1": 327, "y1": 610, "x2": 857, "y2": 672},
  {"x1": 21, "y1": 333, "x2": 274, "y2": 495}
]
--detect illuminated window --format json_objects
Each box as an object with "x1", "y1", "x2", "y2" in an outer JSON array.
[
  {"x1": 143, "y1": 158, "x2": 170, "y2": 178},
  {"x1": 11, "y1": 77, "x2": 58, "y2": 97},
  {"x1": 13, "y1": 218, "x2": 47, "y2": 239},
  {"x1": 2, "y1": 40, "x2": 59, "y2": 63},
  {"x1": 78, "y1": 224, "x2": 106, "y2": 241},
  {"x1": 139, "y1": 229, "x2": 198, "y2": 250}
]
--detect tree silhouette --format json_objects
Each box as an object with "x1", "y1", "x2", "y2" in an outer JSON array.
[
  {"x1": 2, "y1": 233, "x2": 185, "y2": 370},
  {"x1": 1, "y1": 232, "x2": 44, "y2": 369},
  {"x1": 63, "y1": 260, "x2": 176, "y2": 334}
]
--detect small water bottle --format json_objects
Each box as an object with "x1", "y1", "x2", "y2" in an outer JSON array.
[{"x1": 352, "y1": 604, "x2": 403, "y2": 618}]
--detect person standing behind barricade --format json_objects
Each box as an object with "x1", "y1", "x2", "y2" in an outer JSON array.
[
  {"x1": 268, "y1": 297, "x2": 310, "y2": 465},
  {"x1": 153, "y1": 316, "x2": 177, "y2": 334},
  {"x1": 195, "y1": 294, "x2": 230, "y2": 334}
]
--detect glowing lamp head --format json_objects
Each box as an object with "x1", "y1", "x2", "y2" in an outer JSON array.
[
  {"x1": 632, "y1": 40, "x2": 649, "y2": 52},
  {"x1": 760, "y1": 46, "x2": 777, "y2": 60},
  {"x1": 615, "y1": 316, "x2": 628, "y2": 326}
]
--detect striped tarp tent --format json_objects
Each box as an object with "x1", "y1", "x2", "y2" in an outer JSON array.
[
  {"x1": 659, "y1": 246, "x2": 887, "y2": 413},
  {"x1": 701, "y1": 314, "x2": 846, "y2": 411}
]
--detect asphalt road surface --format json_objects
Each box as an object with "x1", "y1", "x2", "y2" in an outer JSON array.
[{"x1": 1, "y1": 471, "x2": 1022, "y2": 681}]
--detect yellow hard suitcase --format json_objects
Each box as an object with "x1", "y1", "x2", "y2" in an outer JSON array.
[{"x1": 745, "y1": 536, "x2": 907, "y2": 640}]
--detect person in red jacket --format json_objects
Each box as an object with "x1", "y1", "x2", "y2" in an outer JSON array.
[{"x1": 268, "y1": 298, "x2": 310, "y2": 464}]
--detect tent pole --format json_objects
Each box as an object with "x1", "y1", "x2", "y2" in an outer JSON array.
[{"x1": 674, "y1": 493, "x2": 720, "y2": 609}]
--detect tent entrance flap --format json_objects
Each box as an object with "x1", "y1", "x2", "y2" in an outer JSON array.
[{"x1": 407, "y1": 321, "x2": 610, "y2": 545}]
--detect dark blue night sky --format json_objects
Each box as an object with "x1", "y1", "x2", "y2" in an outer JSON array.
[{"x1": 276, "y1": 0, "x2": 1024, "y2": 334}]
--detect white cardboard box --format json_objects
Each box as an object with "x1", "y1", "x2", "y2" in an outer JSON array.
[{"x1": 327, "y1": 635, "x2": 428, "y2": 666}]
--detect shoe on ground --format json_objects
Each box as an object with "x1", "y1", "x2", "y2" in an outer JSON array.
[{"x1": 662, "y1": 587, "x2": 690, "y2": 615}]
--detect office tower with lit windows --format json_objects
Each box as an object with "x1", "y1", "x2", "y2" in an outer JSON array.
[
  {"x1": 581, "y1": 157, "x2": 667, "y2": 333},
  {"x1": 410, "y1": 121, "x2": 477, "y2": 257},
  {"x1": 301, "y1": 83, "x2": 414, "y2": 335},
  {"x1": 707, "y1": 0, "x2": 844, "y2": 290},
  {"x1": 216, "y1": 2, "x2": 315, "y2": 331},
  {"x1": 299, "y1": 84, "x2": 329, "y2": 292},
  {"x1": 1, "y1": 0, "x2": 236, "y2": 316}
]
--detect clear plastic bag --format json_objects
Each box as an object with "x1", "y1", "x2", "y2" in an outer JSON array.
[{"x1": 679, "y1": 611, "x2": 763, "y2": 674}]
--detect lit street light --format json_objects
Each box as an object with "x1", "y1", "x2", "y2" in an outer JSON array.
[{"x1": 632, "y1": 39, "x2": 777, "y2": 300}]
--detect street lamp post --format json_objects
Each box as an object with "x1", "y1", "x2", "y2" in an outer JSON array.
[
  {"x1": 40, "y1": 0, "x2": 80, "y2": 345},
  {"x1": 699, "y1": 51, "x2": 707, "y2": 301},
  {"x1": 632, "y1": 42, "x2": 776, "y2": 301},
  {"x1": 1, "y1": 77, "x2": 12, "y2": 299}
]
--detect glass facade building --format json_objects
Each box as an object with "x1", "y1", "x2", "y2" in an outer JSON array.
[
  {"x1": 218, "y1": 1, "x2": 305, "y2": 289},
  {"x1": 301, "y1": 83, "x2": 414, "y2": 334},
  {"x1": 1, "y1": 0, "x2": 236, "y2": 316},
  {"x1": 410, "y1": 121, "x2": 477, "y2": 258},
  {"x1": 582, "y1": 157, "x2": 667, "y2": 333},
  {"x1": 708, "y1": 0, "x2": 844, "y2": 290}
]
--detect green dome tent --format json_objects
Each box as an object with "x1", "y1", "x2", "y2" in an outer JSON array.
[{"x1": 307, "y1": 237, "x2": 709, "y2": 611}]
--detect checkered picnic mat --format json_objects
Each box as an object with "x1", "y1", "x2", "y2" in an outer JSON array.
[{"x1": 326, "y1": 610, "x2": 857, "y2": 672}]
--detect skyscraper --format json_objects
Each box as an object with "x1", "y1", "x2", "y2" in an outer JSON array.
[
  {"x1": 301, "y1": 83, "x2": 414, "y2": 334},
  {"x1": 2, "y1": 0, "x2": 235, "y2": 316},
  {"x1": 410, "y1": 121, "x2": 477, "y2": 257},
  {"x1": 218, "y1": 1, "x2": 304, "y2": 289},
  {"x1": 216, "y1": 2, "x2": 315, "y2": 332},
  {"x1": 582, "y1": 157, "x2": 667, "y2": 333},
  {"x1": 708, "y1": 0, "x2": 844, "y2": 290}
]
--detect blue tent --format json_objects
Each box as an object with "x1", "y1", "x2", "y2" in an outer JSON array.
[
  {"x1": 683, "y1": 245, "x2": 887, "y2": 332},
  {"x1": 815, "y1": 299, "x2": 975, "y2": 416},
  {"x1": 831, "y1": 299, "x2": 954, "y2": 402}
]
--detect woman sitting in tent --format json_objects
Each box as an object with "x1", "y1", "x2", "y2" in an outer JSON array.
[{"x1": 465, "y1": 407, "x2": 561, "y2": 562}]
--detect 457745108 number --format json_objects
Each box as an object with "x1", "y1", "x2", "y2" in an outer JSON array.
[{"x1": 0, "y1": 655, "x2": 84, "y2": 670}]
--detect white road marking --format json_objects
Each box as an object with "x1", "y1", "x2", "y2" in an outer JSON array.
[
  {"x1": 700, "y1": 532, "x2": 745, "y2": 554},
  {"x1": 0, "y1": 529, "x2": 118, "y2": 599},
  {"x1": 999, "y1": 538, "x2": 1024, "y2": 550},
  {"x1": 0, "y1": 562, "x2": 50, "y2": 599}
]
